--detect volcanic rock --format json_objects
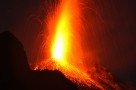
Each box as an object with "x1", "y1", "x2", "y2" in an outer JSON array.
[{"x1": 0, "y1": 31, "x2": 78, "y2": 90}]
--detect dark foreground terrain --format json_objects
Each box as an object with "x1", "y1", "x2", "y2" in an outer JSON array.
[
  {"x1": 0, "y1": 31, "x2": 78, "y2": 90},
  {"x1": 0, "y1": 32, "x2": 135, "y2": 90}
]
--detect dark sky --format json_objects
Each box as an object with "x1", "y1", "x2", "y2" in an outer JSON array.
[
  {"x1": 0, "y1": 0, "x2": 136, "y2": 86},
  {"x1": 82, "y1": 0, "x2": 136, "y2": 84}
]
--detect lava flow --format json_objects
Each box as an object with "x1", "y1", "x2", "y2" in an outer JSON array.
[{"x1": 34, "y1": 0, "x2": 121, "y2": 90}]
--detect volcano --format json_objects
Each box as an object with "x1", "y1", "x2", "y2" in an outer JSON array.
[
  {"x1": 0, "y1": 0, "x2": 136, "y2": 90},
  {"x1": 0, "y1": 31, "x2": 78, "y2": 90},
  {"x1": 0, "y1": 31, "x2": 125, "y2": 90}
]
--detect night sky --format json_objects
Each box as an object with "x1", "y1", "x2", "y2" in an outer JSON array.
[{"x1": 0, "y1": 0, "x2": 136, "y2": 87}]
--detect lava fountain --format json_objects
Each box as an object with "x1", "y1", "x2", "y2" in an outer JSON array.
[
  {"x1": 46, "y1": 0, "x2": 104, "y2": 89},
  {"x1": 34, "y1": 0, "x2": 120, "y2": 90},
  {"x1": 50, "y1": 0, "x2": 84, "y2": 69}
]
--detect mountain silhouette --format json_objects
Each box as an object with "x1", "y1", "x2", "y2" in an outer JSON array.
[{"x1": 0, "y1": 31, "x2": 78, "y2": 90}]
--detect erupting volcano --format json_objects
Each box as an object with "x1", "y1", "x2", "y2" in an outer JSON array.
[{"x1": 34, "y1": 0, "x2": 121, "y2": 89}]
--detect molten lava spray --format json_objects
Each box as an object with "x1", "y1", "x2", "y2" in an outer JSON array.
[
  {"x1": 47, "y1": 0, "x2": 104, "y2": 89},
  {"x1": 35, "y1": 0, "x2": 121, "y2": 90},
  {"x1": 50, "y1": 0, "x2": 84, "y2": 69}
]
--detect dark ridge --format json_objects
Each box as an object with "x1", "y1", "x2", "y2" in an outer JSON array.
[
  {"x1": 0, "y1": 31, "x2": 78, "y2": 90},
  {"x1": 0, "y1": 31, "x2": 128, "y2": 90}
]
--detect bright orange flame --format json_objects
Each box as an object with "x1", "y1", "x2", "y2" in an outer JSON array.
[
  {"x1": 33, "y1": 0, "x2": 121, "y2": 89},
  {"x1": 43, "y1": 0, "x2": 105, "y2": 89},
  {"x1": 51, "y1": 0, "x2": 73, "y2": 66},
  {"x1": 49, "y1": 0, "x2": 89, "y2": 83},
  {"x1": 49, "y1": 0, "x2": 98, "y2": 86}
]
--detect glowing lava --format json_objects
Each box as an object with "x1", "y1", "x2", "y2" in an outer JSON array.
[
  {"x1": 34, "y1": 0, "x2": 121, "y2": 90},
  {"x1": 50, "y1": 0, "x2": 80, "y2": 68},
  {"x1": 51, "y1": 9, "x2": 71, "y2": 63},
  {"x1": 50, "y1": 0, "x2": 85, "y2": 71},
  {"x1": 47, "y1": 0, "x2": 101, "y2": 87},
  {"x1": 48, "y1": 0, "x2": 103, "y2": 88}
]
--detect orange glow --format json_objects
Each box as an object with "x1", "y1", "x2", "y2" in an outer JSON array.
[
  {"x1": 48, "y1": 0, "x2": 103, "y2": 88},
  {"x1": 47, "y1": 0, "x2": 101, "y2": 87},
  {"x1": 51, "y1": 12, "x2": 71, "y2": 63},
  {"x1": 51, "y1": 0, "x2": 74, "y2": 67},
  {"x1": 33, "y1": 0, "x2": 121, "y2": 90}
]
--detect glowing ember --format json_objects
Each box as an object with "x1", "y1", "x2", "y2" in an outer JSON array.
[
  {"x1": 51, "y1": 0, "x2": 76, "y2": 67},
  {"x1": 48, "y1": 0, "x2": 105, "y2": 89},
  {"x1": 51, "y1": 11, "x2": 71, "y2": 62},
  {"x1": 34, "y1": 0, "x2": 121, "y2": 90},
  {"x1": 50, "y1": 0, "x2": 84, "y2": 73}
]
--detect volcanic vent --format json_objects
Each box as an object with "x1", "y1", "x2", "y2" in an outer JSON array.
[{"x1": 33, "y1": 0, "x2": 122, "y2": 90}]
